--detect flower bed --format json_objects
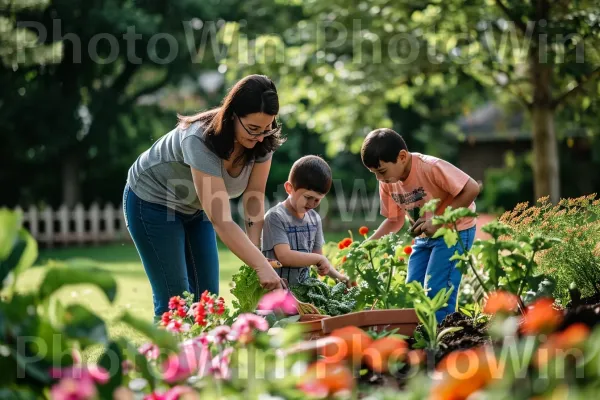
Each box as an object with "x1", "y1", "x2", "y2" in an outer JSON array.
[{"x1": 3, "y1": 197, "x2": 600, "y2": 399}]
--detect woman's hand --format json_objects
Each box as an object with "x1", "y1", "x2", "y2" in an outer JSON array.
[{"x1": 256, "y1": 263, "x2": 284, "y2": 290}]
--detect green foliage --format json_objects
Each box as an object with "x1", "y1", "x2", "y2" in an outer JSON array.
[
  {"x1": 38, "y1": 265, "x2": 117, "y2": 303},
  {"x1": 500, "y1": 195, "x2": 600, "y2": 305},
  {"x1": 423, "y1": 198, "x2": 560, "y2": 308},
  {"x1": 409, "y1": 281, "x2": 462, "y2": 351},
  {"x1": 291, "y1": 278, "x2": 359, "y2": 316},
  {"x1": 332, "y1": 230, "x2": 414, "y2": 310},
  {"x1": 230, "y1": 265, "x2": 269, "y2": 315}
]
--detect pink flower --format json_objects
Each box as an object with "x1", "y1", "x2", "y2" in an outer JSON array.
[
  {"x1": 162, "y1": 340, "x2": 209, "y2": 384},
  {"x1": 138, "y1": 343, "x2": 160, "y2": 361},
  {"x1": 166, "y1": 320, "x2": 191, "y2": 333},
  {"x1": 144, "y1": 393, "x2": 166, "y2": 400},
  {"x1": 208, "y1": 326, "x2": 233, "y2": 344},
  {"x1": 231, "y1": 313, "x2": 269, "y2": 344},
  {"x1": 164, "y1": 386, "x2": 199, "y2": 400},
  {"x1": 209, "y1": 347, "x2": 234, "y2": 380},
  {"x1": 50, "y1": 365, "x2": 109, "y2": 385},
  {"x1": 187, "y1": 302, "x2": 200, "y2": 317},
  {"x1": 257, "y1": 290, "x2": 298, "y2": 315},
  {"x1": 51, "y1": 377, "x2": 97, "y2": 400}
]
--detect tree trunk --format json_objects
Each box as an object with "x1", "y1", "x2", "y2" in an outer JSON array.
[
  {"x1": 62, "y1": 154, "x2": 81, "y2": 208},
  {"x1": 530, "y1": 0, "x2": 560, "y2": 203},
  {"x1": 531, "y1": 103, "x2": 560, "y2": 203}
]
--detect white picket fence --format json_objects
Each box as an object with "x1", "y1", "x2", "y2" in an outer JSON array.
[
  {"x1": 12, "y1": 199, "x2": 383, "y2": 247},
  {"x1": 14, "y1": 203, "x2": 130, "y2": 247}
]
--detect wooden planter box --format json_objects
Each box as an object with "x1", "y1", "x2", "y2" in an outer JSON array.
[
  {"x1": 321, "y1": 309, "x2": 419, "y2": 337},
  {"x1": 296, "y1": 314, "x2": 330, "y2": 340}
]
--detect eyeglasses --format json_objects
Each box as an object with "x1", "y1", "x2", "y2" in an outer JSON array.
[{"x1": 235, "y1": 113, "x2": 280, "y2": 138}]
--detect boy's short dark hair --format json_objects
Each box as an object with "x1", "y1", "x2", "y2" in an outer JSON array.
[
  {"x1": 361, "y1": 128, "x2": 408, "y2": 169},
  {"x1": 289, "y1": 155, "x2": 332, "y2": 194}
]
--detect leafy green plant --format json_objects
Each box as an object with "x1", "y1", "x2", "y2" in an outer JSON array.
[
  {"x1": 459, "y1": 302, "x2": 488, "y2": 328},
  {"x1": 330, "y1": 229, "x2": 414, "y2": 310},
  {"x1": 422, "y1": 199, "x2": 559, "y2": 311},
  {"x1": 500, "y1": 195, "x2": 600, "y2": 305},
  {"x1": 230, "y1": 264, "x2": 269, "y2": 314},
  {"x1": 409, "y1": 281, "x2": 462, "y2": 351},
  {"x1": 291, "y1": 278, "x2": 360, "y2": 316}
]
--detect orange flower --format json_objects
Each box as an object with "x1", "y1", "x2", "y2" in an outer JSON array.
[
  {"x1": 407, "y1": 349, "x2": 426, "y2": 366},
  {"x1": 338, "y1": 238, "x2": 353, "y2": 249},
  {"x1": 483, "y1": 291, "x2": 519, "y2": 315},
  {"x1": 403, "y1": 245, "x2": 413, "y2": 255},
  {"x1": 321, "y1": 326, "x2": 372, "y2": 366},
  {"x1": 362, "y1": 337, "x2": 408, "y2": 373},
  {"x1": 298, "y1": 361, "x2": 354, "y2": 397},
  {"x1": 432, "y1": 347, "x2": 501, "y2": 400},
  {"x1": 341, "y1": 256, "x2": 347, "y2": 263},
  {"x1": 521, "y1": 298, "x2": 563, "y2": 335},
  {"x1": 534, "y1": 323, "x2": 589, "y2": 367},
  {"x1": 398, "y1": 256, "x2": 405, "y2": 263},
  {"x1": 359, "y1": 226, "x2": 369, "y2": 235}
]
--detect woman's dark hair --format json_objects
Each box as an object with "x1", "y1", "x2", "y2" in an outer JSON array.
[
  {"x1": 361, "y1": 128, "x2": 408, "y2": 169},
  {"x1": 177, "y1": 74, "x2": 285, "y2": 166},
  {"x1": 289, "y1": 155, "x2": 332, "y2": 195}
]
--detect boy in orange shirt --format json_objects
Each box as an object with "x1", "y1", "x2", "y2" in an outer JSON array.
[{"x1": 361, "y1": 128, "x2": 480, "y2": 321}]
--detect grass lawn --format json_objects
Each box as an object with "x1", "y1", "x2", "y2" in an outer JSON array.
[{"x1": 13, "y1": 232, "x2": 350, "y2": 360}]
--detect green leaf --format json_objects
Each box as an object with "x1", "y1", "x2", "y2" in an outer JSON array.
[
  {"x1": 39, "y1": 266, "x2": 117, "y2": 303},
  {"x1": 9, "y1": 346, "x2": 52, "y2": 385},
  {"x1": 97, "y1": 341, "x2": 123, "y2": 397},
  {"x1": 0, "y1": 208, "x2": 20, "y2": 260},
  {"x1": 0, "y1": 388, "x2": 38, "y2": 400},
  {"x1": 63, "y1": 305, "x2": 108, "y2": 348},
  {"x1": 443, "y1": 229, "x2": 459, "y2": 247},
  {"x1": 119, "y1": 312, "x2": 178, "y2": 354},
  {"x1": 0, "y1": 229, "x2": 37, "y2": 287},
  {"x1": 35, "y1": 319, "x2": 73, "y2": 364},
  {"x1": 437, "y1": 326, "x2": 463, "y2": 342}
]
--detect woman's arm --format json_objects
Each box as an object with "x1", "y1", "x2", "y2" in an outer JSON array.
[
  {"x1": 243, "y1": 159, "x2": 271, "y2": 247},
  {"x1": 190, "y1": 167, "x2": 283, "y2": 290}
]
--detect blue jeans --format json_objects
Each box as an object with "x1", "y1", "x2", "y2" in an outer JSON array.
[
  {"x1": 123, "y1": 185, "x2": 220, "y2": 318},
  {"x1": 406, "y1": 226, "x2": 476, "y2": 322}
]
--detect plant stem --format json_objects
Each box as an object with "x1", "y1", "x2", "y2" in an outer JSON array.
[
  {"x1": 384, "y1": 263, "x2": 395, "y2": 309},
  {"x1": 454, "y1": 222, "x2": 489, "y2": 294},
  {"x1": 517, "y1": 251, "x2": 537, "y2": 299}
]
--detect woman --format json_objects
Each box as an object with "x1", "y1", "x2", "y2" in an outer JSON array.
[{"x1": 123, "y1": 74, "x2": 286, "y2": 319}]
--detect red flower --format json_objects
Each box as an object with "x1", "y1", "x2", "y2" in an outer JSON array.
[
  {"x1": 341, "y1": 256, "x2": 347, "y2": 263},
  {"x1": 342, "y1": 238, "x2": 352, "y2": 248},
  {"x1": 359, "y1": 226, "x2": 369, "y2": 236},
  {"x1": 398, "y1": 256, "x2": 405, "y2": 263},
  {"x1": 403, "y1": 245, "x2": 413, "y2": 255},
  {"x1": 483, "y1": 291, "x2": 519, "y2": 315},
  {"x1": 216, "y1": 298, "x2": 226, "y2": 315},
  {"x1": 521, "y1": 298, "x2": 563, "y2": 335},
  {"x1": 201, "y1": 290, "x2": 211, "y2": 303},
  {"x1": 168, "y1": 296, "x2": 185, "y2": 310},
  {"x1": 161, "y1": 312, "x2": 172, "y2": 325},
  {"x1": 176, "y1": 307, "x2": 187, "y2": 318}
]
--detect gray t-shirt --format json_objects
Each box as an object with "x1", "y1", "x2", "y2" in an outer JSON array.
[
  {"x1": 261, "y1": 202, "x2": 324, "y2": 286},
  {"x1": 127, "y1": 121, "x2": 272, "y2": 214}
]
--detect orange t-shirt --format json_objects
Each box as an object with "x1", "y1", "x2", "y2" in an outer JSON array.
[{"x1": 379, "y1": 153, "x2": 476, "y2": 231}]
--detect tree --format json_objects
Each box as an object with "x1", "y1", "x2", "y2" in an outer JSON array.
[
  {"x1": 2, "y1": 0, "x2": 243, "y2": 207},
  {"x1": 223, "y1": 0, "x2": 600, "y2": 203}
]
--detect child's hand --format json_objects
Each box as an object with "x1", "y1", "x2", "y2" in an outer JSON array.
[
  {"x1": 316, "y1": 257, "x2": 332, "y2": 276},
  {"x1": 324, "y1": 267, "x2": 351, "y2": 288},
  {"x1": 416, "y1": 219, "x2": 440, "y2": 237}
]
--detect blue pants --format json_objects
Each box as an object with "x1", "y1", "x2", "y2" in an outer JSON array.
[
  {"x1": 406, "y1": 226, "x2": 476, "y2": 322},
  {"x1": 123, "y1": 185, "x2": 220, "y2": 317}
]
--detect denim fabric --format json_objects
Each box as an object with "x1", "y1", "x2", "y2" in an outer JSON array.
[
  {"x1": 407, "y1": 226, "x2": 476, "y2": 322},
  {"x1": 123, "y1": 184, "x2": 219, "y2": 318}
]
